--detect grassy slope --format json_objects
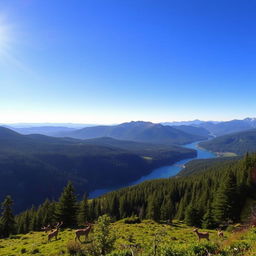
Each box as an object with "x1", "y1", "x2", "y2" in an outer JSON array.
[{"x1": 1, "y1": 220, "x2": 256, "y2": 256}]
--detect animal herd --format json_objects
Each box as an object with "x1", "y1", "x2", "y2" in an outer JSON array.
[
  {"x1": 41, "y1": 222, "x2": 93, "y2": 242},
  {"x1": 193, "y1": 228, "x2": 224, "y2": 241},
  {"x1": 41, "y1": 222, "x2": 224, "y2": 243}
]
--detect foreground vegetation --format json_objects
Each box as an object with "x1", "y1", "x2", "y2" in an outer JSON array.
[{"x1": 1, "y1": 218, "x2": 256, "y2": 256}]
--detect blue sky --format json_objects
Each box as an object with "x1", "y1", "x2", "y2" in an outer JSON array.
[{"x1": 0, "y1": 0, "x2": 256, "y2": 124}]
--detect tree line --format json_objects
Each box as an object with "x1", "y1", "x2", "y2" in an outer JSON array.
[{"x1": 1, "y1": 153, "x2": 256, "y2": 238}]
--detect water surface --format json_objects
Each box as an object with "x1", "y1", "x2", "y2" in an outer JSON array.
[{"x1": 89, "y1": 141, "x2": 216, "y2": 198}]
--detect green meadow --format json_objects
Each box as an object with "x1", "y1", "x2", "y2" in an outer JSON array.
[{"x1": 1, "y1": 220, "x2": 256, "y2": 256}]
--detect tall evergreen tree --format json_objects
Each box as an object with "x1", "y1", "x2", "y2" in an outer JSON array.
[
  {"x1": 213, "y1": 172, "x2": 238, "y2": 224},
  {"x1": 57, "y1": 181, "x2": 77, "y2": 227},
  {"x1": 202, "y1": 203, "x2": 216, "y2": 229},
  {"x1": 147, "y1": 194, "x2": 161, "y2": 221},
  {"x1": 0, "y1": 195, "x2": 15, "y2": 237},
  {"x1": 77, "y1": 193, "x2": 89, "y2": 226},
  {"x1": 185, "y1": 205, "x2": 201, "y2": 227},
  {"x1": 160, "y1": 198, "x2": 174, "y2": 221}
]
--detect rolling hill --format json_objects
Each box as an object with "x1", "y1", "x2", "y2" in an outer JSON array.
[
  {"x1": 199, "y1": 129, "x2": 256, "y2": 155},
  {"x1": 0, "y1": 127, "x2": 196, "y2": 212},
  {"x1": 59, "y1": 121, "x2": 209, "y2": 144}
]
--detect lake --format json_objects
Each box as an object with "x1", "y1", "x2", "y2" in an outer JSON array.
[{"x1": 89, "y1": 140, "x2": 216, "y2": 198}]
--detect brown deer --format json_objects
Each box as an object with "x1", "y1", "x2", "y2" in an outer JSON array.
[
  {"x1": 48, "y1": 221, "x2": 63, "y2": 242},
  {"x1": 217, "y1": 229, "x2": 224, "y2": 238},
  {"x1": 193, "y1": 228, "x2": 210, "y2": 241},
  {"x1": 75, "y1": 223, "x2": 93, "y2": 242}
]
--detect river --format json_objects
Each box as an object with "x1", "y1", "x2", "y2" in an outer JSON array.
[{"x1": 89, "y1": 140, "x2": 216, "y2": 198}]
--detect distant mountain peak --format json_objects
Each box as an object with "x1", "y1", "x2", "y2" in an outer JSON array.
[{"x1": 244, "y1": 117, "x2": 256, "y2": 122}]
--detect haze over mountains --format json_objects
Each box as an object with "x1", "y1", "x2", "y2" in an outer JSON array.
[
  {"x1": 5, "y1": 117, "x2": 256, "y2": 138},
  {"x1": 164, "y1": 117, "x2": 256, "y2": 136},
  {"x1": 57, "y1": 121, "x2": 209, "y2": 144}
]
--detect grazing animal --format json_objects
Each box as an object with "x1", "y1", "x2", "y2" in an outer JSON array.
[
  {"x1": 217, "y1": 229, "x2": 224, "y2": 238},
  {"x1": 48, "y1": 221, "x2": 63, "y2": 242},
  {"x1": 75, "y1": 223, "x2": 93, "y2": 242},
  {"x1": 193, "y1": 228, "x2": 210, "y2": 241}
]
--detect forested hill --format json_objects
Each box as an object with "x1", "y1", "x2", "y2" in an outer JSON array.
[
  {"x1": 0, "y1": 127, "x2": 196, "y2": 212},
  {"x1": 59, "y1": 121, "x2": 209, "y2": 144},
  {"x1": 178, "y1": 157, "x2": 240, "y2": 176},
  {"x1": 88, "y1": 154, "x2": 256, "y2": 227},
  {"x1": 13, "y1": 153, "x2": 256, "y2": 236},
  {"x1": 199, "y1": 129, "x2": 256, "y2": 155}
]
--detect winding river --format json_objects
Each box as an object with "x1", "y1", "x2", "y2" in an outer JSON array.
[{"x1": 89, "y1": 141, "x2": 217, "y2": 198}]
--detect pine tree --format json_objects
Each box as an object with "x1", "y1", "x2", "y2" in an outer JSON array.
[
  {"x1": 109, "y1": 195, "x2": 119, "y2": 220},
  {"x1": 146, "y1": 194, "x2": 161, "y2": 221},
  {"x1": 88, "y1": 199, "x2": 96, "y2": 221},
  {"x1": 119, "y1": 196, "x2": 128, "y2": 219},
  {"x1": 213, "y1": 172, "x2": 238, "y2": 224},
  {"x1": 77, "y1": 193, "x2": 89, "y2": 226},
  {"x1": 0, "y1": 195, "x2": 15, "y2": 237},
  {"x1": 202, "y1": 204, "x2": 216, "y2": 229},
  {"x1": 185, "y1": 205, "x2": 201, "y2": 227},
  {"x1": 94, "y1": 214, "x2": 115, "y2": 255},
  {"x1": 57, "y1": 181, "x2": 78, "y2": 227},
  {"x1": 160, "y1": 198, "x2": 174, "y2": 221}
]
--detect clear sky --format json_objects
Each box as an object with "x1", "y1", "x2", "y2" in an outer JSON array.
[{"x1": 0, "y1": 0, "x2": 256, "y2": 124}]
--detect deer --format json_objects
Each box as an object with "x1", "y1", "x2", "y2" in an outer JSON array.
[
  {"x1": 75, "y1": 223, "x2": 93, "y2": 242},
  {"x1": 193, "y1": 228, "x2": 210, "y2": 241},
  {"x1": 48, "y1": 221, "x2": 63, "y2": 242},
  {"x1": 217, "y1": 229, "x2": 224, "y2": 238}
]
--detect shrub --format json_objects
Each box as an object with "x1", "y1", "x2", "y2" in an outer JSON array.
[
  {"x1": 9, "y1": 234, "x2": 21, "y2": 239},
  {"x1": 67, "y1": 241, "x2": 84, "y2": 255},
  {"x1": 93, "y1": 214, "x2": 116, "y2": 255},
  {"x1": 106, "y1": 251, "x2": 132, "y2": 256},
  {"x1": 123, "y1": 216, "x2": 141, "y2": 224},
  {"x1": 227, "y1": 241, "x2": 250, "y2": 255},
  {"x1": 20, "y1": 248, "x2": 26, "y2": 254},
  {"x1": 159, "y1": 246, "x2": 185, "y2": 256},
  {"x1": 189, "y1": 243, "x2": 219, "y2": 256},
  {"x1": 31, "y1": 248, "x2": 40, "y2": 254}
]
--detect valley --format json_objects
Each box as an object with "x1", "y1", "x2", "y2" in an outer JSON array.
[
  {"x1": 89, "y1": 140, "x2": 217, "y2": 198},
  {"x1": 1, "y1": 118, "x2": 256, "y2": 256},
  {"x1": 0, "y1": 125, "x2": 198, "y2": 213}
]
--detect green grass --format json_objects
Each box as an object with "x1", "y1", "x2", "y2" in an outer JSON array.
[
  {"x1": 216, "y1": 152, "x2": 238, "y2": 157},
  {"x1": 0, "y1": 220, "x2": 256, "y2": 256}
]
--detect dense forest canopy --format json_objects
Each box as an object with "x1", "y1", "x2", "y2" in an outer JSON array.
[
  {"x1": 199, "y1": 129, "x2": 256, "y2": 155},
  {"x1": 2, "y1": 153, "x2": 255, "y2": 238}
]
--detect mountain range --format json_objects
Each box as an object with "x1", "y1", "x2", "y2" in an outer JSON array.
[
  {"x1": 48, "y1": 121, "x2": 210, "y2": 144},
  {"x1": 6, "y1": 117, "x2": 256, "y2": 139}
]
